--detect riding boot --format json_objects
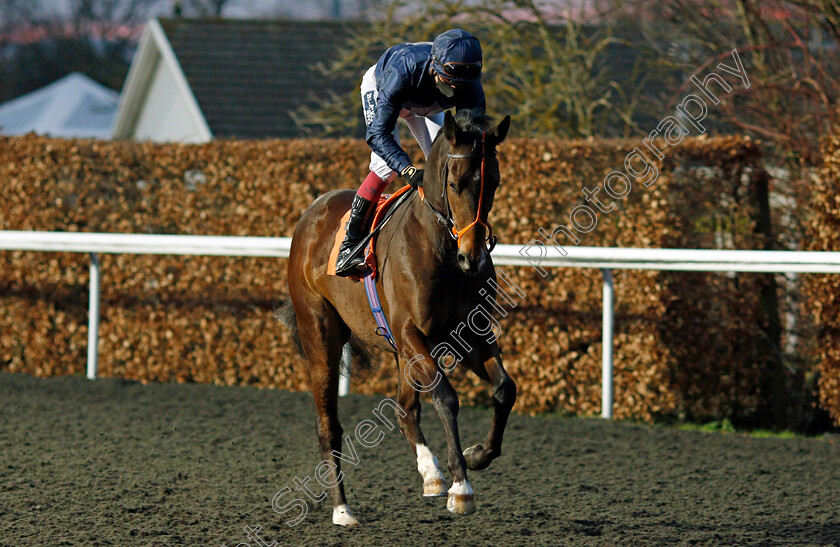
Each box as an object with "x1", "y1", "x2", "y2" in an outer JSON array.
[{"x1": 335, "y1": 194, "x2": 376, "y2": 277}]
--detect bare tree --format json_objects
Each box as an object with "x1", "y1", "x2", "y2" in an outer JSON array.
[
  {"x1": 0, "y1": 0, "x2": 158, "y2": 35},
  {"x1": 610, "y1": 0, "x2": 840, "y2": 166},
  {"x1": 179, "y1": 0, "x2": 236, "y2": 16},
  {"x1": 0, "y1": 0, "x2": 161, "y2": 101}
]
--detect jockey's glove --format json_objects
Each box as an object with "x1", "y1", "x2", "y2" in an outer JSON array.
[{"x1": 401, "y1": 165, "x2": 425, "y2": 190}]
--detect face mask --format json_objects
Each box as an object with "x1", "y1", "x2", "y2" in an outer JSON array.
[{"x1": 436, "y1": 77, "x2": 456, "y2": 98}]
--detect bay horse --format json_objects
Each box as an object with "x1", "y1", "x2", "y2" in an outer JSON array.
[{"x1": 282, "y1": 110, "x2": 515, "y2": 525}]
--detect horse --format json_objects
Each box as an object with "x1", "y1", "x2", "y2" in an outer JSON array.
[{"x1": 281, "y1": 109, "x2": 515, "y2": 526}]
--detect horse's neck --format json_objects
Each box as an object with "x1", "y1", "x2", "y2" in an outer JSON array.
[
  {"x1": 422, "y1": 142, "x2": 449, "y2": 222},
  {"x1": 376, "y1": 150, "x2": 450, "y2": 273},
  {"x1": 406, "y1": 193, "x2": 453, "y2": 267},
  {"x1": 418, "y1": 143, "x2": 454, "y2": 252}
]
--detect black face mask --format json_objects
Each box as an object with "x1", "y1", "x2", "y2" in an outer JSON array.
[{"x1": 436, "y1": 77, "x2": 456, "y2": 98}]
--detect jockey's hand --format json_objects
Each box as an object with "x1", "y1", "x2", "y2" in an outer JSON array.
[{"x1": 401, "y1": 165, "x2": 424, "y2": 190}]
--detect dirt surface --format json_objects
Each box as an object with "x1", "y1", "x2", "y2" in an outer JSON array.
[{"x1": 2, "y1": 372, "x2": 839, "y2": 546}]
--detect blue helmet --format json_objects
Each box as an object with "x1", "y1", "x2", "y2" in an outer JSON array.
[{"x1": 431, "y1": 29, "x2": 483, "y2": 85}]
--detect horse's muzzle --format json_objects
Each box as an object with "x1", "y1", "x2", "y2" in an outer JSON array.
[{"x1": 457, "y1": 249, "x2": 487, "y2": 274}]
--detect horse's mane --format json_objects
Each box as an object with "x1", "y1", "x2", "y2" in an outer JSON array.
[
  {"x1": 453, "y1": 109, "x2": 494, "y2": 133},
  {"x1": 429, "y1": 109, "x2": 494, "y2": 154}
]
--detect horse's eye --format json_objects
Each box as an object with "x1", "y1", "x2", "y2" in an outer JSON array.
[{"x1": 448, "y1": 181, "x2": 457, "y2": 191}]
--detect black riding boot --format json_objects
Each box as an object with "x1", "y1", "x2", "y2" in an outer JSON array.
[{"x1": 335, "y1": 194, "x2": 376, "y2": 277}]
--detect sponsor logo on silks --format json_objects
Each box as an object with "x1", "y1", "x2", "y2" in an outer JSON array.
[{"x1": 364, "y1": 91, "x2": 376, "y2": 125}]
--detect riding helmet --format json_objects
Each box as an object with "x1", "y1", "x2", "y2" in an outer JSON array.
[{"x1": 431, "y1": 29, "x2": 483, "y2": 85}]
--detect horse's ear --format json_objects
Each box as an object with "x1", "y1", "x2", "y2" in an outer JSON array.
[
  {"x1": 443, "y1": 110, "x2": 459, "y2": 144},
  {"x1": 489, "y1": 115, "x2": 511, "y2": 145}
]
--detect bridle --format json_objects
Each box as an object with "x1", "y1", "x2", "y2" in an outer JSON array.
[{"x1": 419, "y1": 131, "x2": 498, "y2": 253}]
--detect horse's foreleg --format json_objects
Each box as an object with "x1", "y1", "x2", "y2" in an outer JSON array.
[
  {"x1": 433, "y1": 377, "x2": 475, "y2": 515},
  {"x1": 400, "y1": 327, "x2": 474, "y2": 515},
  {"x1": 463, "y1": 346, "x2": 517, "y2": 471},
  {"x1": 394, "y1": 358, "x2": 447, "y2": 497}
]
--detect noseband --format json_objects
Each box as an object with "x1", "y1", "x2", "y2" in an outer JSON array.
[{"x1": 420, "y1": 131, "x2": 497, "y2": 252}]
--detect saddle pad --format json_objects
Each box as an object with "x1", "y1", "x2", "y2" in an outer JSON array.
[{"x1": 327, "y1": 209, "x2": 353, "y2": 277}]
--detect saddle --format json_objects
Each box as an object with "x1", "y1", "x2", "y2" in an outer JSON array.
[{"x1": 328, "y1": 184, "x2": 412, "y2": 281}]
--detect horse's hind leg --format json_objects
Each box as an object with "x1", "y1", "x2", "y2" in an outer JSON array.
[
  {"x1": 461, "y1": 344, "x2": 517, "y2": 471},
  {"x1": 294, "y1": 297, "x2": 358, "y2": 526},
  {"x1": 393, "y1": 356, "x2": 447, "y2": 497}
]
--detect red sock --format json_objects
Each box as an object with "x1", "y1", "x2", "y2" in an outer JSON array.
[{"x1": 357, "y1": 171, "x2": 392, "y2": 202}]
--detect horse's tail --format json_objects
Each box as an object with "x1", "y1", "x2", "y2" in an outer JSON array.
[
  {"x1": 275, "y1": 298, "x2": 374, "y2": 373},
  {"x1": 276, "y1": 298, "x2": 304, "y2": 356},
  {"x1": 345, "y1": 334, "x2": 373, "y2": 372}
]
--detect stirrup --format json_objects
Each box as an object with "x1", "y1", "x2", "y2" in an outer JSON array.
[
  {"x1": 336, "y1": 263, "x2": 370, "y2": 278},
  {"x1": 335, "y1": 243, "x2": 370, "y2": 277},
  {"x1": 335, "y1": 256, "x2": 371, "y2": 277}
]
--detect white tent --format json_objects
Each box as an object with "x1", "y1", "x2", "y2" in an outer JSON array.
[{"x1": 0, "y1": 73, "x2": 119, "y2": 139}]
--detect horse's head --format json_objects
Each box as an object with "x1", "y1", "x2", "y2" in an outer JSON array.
[{"x1": 432, "y1": 110, "x2": 510, "y2": 274}]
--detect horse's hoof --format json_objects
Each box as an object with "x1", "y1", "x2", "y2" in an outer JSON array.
[
  {"x1": 463, "y1": 444, "x2": 493, "y2": 471},
  {"x1": 416, "y1": 444, "x2": 447, "y2": 497},
  {"x1": 423, "y1": 478, "x2": 447, "y2": 497},
  {"x1": 446, "y1": 481, "x2": 475, "y2": 515},
  {"x1": 332, "y1": 504, "x2": 359, "y2": 526}
]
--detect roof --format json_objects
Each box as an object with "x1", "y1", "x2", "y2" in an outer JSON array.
[
  {"x1": 110, "y1": 19, "x2": 212, "y2": 142},
  {"x1": 157, "y1": 18, "x2": 357, "y2": 139},
  {"x1": 0, "y1": 72, "x2": 118, "y2": 139}
]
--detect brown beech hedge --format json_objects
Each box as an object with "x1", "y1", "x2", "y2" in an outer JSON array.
[
  {"x1": 0, "y1": 133, "x2": 805, "y2": 424},
  {"x1": 804, "y1": 127, "x2": 840, "y2": 427}
]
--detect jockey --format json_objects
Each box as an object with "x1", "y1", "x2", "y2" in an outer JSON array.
[{"x1": 334, "y1": 28, "x2": 485, "y2": 277}]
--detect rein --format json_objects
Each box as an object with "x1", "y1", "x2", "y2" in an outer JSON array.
[{"x1": 420, "y1": 131, "x2": 497, "y2": 253}]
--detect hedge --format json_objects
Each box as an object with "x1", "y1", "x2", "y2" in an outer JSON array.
[
  {"x1": 0, "y1": 133, "x2": 793, "y2": 424},
  {"x1": 803, "y1": 127, "x2": 840, "y2": 427}
]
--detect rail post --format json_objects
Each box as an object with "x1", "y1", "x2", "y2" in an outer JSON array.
[
  {"x1": 86, "y1": 253, "x2": 100, "y2": 380},
  {"x1": 601, "y1": 268, "x2": 614, "y2": 418}
]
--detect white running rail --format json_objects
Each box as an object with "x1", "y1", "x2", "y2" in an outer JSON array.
[{"x1": 4, "y1": 230, "x2": 840, "y2": 418}]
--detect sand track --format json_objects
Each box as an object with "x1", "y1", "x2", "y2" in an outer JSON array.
[{"x1": 1, "y1": 372, "x2": 838, "y2": 546}]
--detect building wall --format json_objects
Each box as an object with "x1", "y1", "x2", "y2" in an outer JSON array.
[{"x1": 132, "y1": 59, "x2": 208, "y2": 143}]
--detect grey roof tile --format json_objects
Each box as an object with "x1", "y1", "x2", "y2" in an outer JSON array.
[{"x1": 159, "y1": 18, "x2": 357, "y2": 139}]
